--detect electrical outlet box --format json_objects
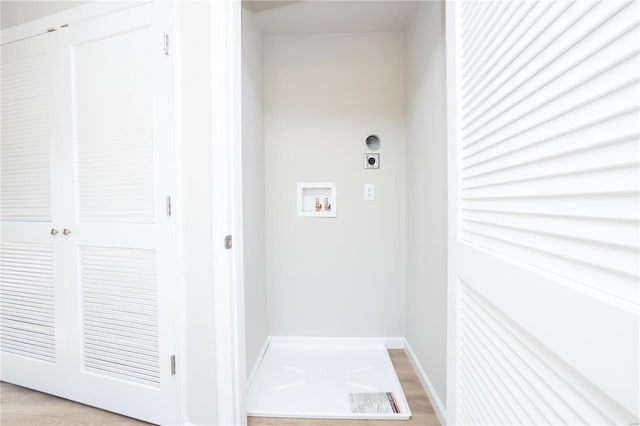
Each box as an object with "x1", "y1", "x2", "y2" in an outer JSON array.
[
  {"x1": 364, "y1": 184, "x2": 375, "y2": 200},
  {"x1": 364, "y1": 153, "x2": 380, "y2": 169}
]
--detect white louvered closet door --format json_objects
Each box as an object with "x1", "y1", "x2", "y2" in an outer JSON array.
[
  {"x1": 61, "y1": 3, "x2": 177, "y2": 424},
  {"x1": 1, "y1": 3, "x2": 178, "y2": 425},
  {"x1": 0, "y1": 25, "x2": 63, "y2": 387},
  {"x1": 448, "y1": 1, "x2": 639, "y2": 425}
]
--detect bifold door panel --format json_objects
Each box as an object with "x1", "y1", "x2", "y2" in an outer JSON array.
[
  {"x1": 450, "y1": 1, "x2": 639, "y2": 424},
  {"x1": 0, "y1": 3, "x2": 177, "y2": 424},
  {"x1": 0, "y1": 17, "x2": 63, "y2": 393}
]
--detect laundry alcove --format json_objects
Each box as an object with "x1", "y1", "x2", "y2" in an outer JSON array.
[{"x1": 241, "y1": 1, "x2": 448, "y2": 422}]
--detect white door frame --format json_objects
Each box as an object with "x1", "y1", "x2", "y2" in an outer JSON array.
[
  {"x1": 445, "y1": 2, "x2": 459, "y2": 425},
  {"x1": 210, "y1": 1, "x2": 247, "y2": 425}
]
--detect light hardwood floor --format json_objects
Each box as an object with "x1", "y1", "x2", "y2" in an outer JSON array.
[
  {"x1": 1, "y1": 350, "x2": 440, "y2": 426},
  {"x1": 0, "y1": 381, "x2": 149, "y2": 426}
]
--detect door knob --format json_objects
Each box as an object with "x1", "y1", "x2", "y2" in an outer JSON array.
[
  {"x1": 50, "y1": 228, "x2": 59, "y2": 235},
  {"x1": 63, "y1": 228, "x2": 71, "y2": 236}
]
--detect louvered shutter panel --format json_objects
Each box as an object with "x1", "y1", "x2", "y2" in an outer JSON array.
[
  {"x1": 1, "y1": 43, "x2": 56, "y2": 364},
  {"x1": 80, "y1": 247, "x2": 159, "y2": 386},
  {"x1": 459, "y1": 0, "x2": 639, "y2": 305},
  {"x1": 453, "y1": 1, "x2": 639, "y2": 424},
  {"x1": 1, "y1": 54, "x2": 51, "y2": 221},
  {"x1": 0, "y1": 243, "x2": 55, "y2": 362},
  {"x1": 74, "y1": 27, "x2": 154, "y2": 224}
]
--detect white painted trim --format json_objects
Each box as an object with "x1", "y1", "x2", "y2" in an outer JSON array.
[
  {"x1": 0, "y1": 1, "x2": 150, "y2": 44},
  {"x1": 247, "y1": 339, "x2": 270, "y2": 389},
  {"x1": 229, "y1": 0, "x2": 247, "y2": 420},
  {"x1": 404, "y1": 340, "x2": 447, "y2": 426},
  {"x1": 168, "y1": 2, "x2": 189, "y2": 424},
  {"x1": 210, "y1": 1, "x2": 246, "y2": 425},
  {"x1": 267, "y1": 336, "x2": 406, "y2": 349},
  {"x1": 445, "y1": 2, "x2": 459, "y2": 426}
]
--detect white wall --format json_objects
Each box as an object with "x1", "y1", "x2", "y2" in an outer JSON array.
[
  {"x1": 173, "y1": 2, "x2": 218, "y2": 424},
  {"x1": 241, "y1": 8, "x2": 268, "y2": 374},
  {"x1": 404, "y1": 1, "x2": 448, "y2": 410},
  {"x1": 264, "y1": 32, "x2": 406, "y2": 337}
]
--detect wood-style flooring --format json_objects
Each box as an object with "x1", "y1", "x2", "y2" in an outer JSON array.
[
  {"x1": 1, "y1": 350, "x2": 440, "y2": 426},
  {"x1": 0, "y1": 381, "x2": 148, "y2": 426}
]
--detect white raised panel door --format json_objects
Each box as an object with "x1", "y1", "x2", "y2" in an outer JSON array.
[
  {"x1": 58, "y1": 4, "x2": 178, "y2": 424},
  {"x1": 447, "y1": 1, "x2": 639, "y2": 425}
]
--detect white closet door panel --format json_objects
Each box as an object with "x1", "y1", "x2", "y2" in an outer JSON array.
[
  {"x1": 450, "y1": 1, "x2": 640, "y2": 424},
  {"x1": 1, "y1": 45, "x2": 52, "y2": 222},
  {"x1": 71, "y1": 222, "x2": 164, "y2": 247},
  {"x1": 457, "y1": 245, "x2": 639, "y2": 423},
  {"x1": 53, "y1": 3, "x2": 177, "y2": 424},
  {"x1": 457, "y1": 279, "x2": 632, "y2": 426},
  {"x1": 0, "y1": 242, "x2": 55, "y2": 363},
  {"x1": 73, "y1": 26, "x2": 154, "y2": 224},
  {"x1": 0, "y1": 30, "x2": 65, "y2": 392}
]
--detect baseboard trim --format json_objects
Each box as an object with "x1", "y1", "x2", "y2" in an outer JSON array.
[
  {"x1": 246, "y1": 338, "x2": 270, "y2": 390},
  {"x1": 404, "y1": 340, "x2": 447, "y2": 425},
  {"x1": 267, "y1": 335, "x2": 406, "y2": 349}
]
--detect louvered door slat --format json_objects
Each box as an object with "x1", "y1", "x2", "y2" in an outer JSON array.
[
  {"x1": 83, "y1": 343, "x2": 158, "y2": 363},
  {"x1": 458, "y1": 282, "x2": 627, "y2": 425},
  {"x1": 80, "y1": 247, "x2": 159, "y2": 387},
  {"x1": 0, "y1": 54, "x2": 51, "y2": 222},
  {"x1": 458, "y1": 0, "x2": 640, "y2": 305},
  {"x1": 74, "y1": 27, "x2": 154, "y2": 224},
  {"x1": 0, "y1": 243, "x2": 55, "y2": 363}
]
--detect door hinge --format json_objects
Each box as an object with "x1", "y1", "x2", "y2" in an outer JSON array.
[
  {"x1": 166, "y1": 196, "x2": 172, "y2": 217},
  {"x1": 163, "y1": 33, "x2": 169, "y2": 56},
  {"x1": 171, "y1": 355, "x2": 176, "y2": 375},
  {"x1": 224, "y1": 235, "x2": 232, "y2": 250}
]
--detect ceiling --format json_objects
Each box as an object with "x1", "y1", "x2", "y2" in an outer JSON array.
[
  {"x1": 0, "y1": 1, "x2": 90, "y2": 29},
  {"x1": 2, "y1": 1, "x2": 420, "y2": 34},
  {"x1": 248, "y1": 1, "x2": 419, "y2": 35},
  {"x1": 242, "y1": 1, "x2": 300, "y2": 13}
]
